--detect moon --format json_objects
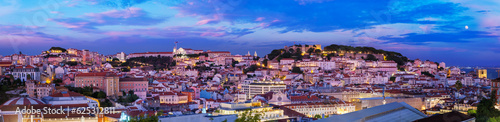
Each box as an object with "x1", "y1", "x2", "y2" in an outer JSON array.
[{"x1": 465, "y1": 25, "x2": 469, "y2": 30}]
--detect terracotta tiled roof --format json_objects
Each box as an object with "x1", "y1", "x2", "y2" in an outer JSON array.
[{"x1": 50, "y1": 91, "x2": 84, "y2": 97}]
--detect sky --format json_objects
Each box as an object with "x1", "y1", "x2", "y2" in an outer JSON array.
[{"x1": 0, "y1": 0, "x2": 499, "y2": 67}]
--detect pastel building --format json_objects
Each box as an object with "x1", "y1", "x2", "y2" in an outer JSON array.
[
  {"x1": 119, "y1": 78, "x2": 148, "y2": 99},
  {"x1": 74, "y1": 72, "x2": 120, "y2": 96},
  {"x1": 25, "y1": 81, "x2": 55, "y2": 99}
]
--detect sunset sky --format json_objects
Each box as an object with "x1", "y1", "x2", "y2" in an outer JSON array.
[{"x1": 1, "y1": 0, "x2": 500, "y2": 66}]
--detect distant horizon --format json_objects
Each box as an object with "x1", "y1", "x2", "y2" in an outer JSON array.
[{"x1": 1, "y1": 43, "x2": 500, "y2": 68}]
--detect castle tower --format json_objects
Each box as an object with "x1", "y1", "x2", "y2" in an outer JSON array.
[{"x1": 254, "y1": 51, "x2": 258, "y2": 57}]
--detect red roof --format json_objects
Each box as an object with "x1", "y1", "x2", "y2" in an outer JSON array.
[
  {"x1": 76, "y1": 72, "x2": 109, "y2": 77},
  {"x1": 50, "y1": 91, "x2": 84, "y2": 97},
  {"x1": 2, "y1": 97, "x2": 45, "y2": 105},
  {"x1": 52, "y1": 104, "x2": 89, "y2": 108}
]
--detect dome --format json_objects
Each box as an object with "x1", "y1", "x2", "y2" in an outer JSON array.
[{"x1": 2, "y1": 97, "x2": 46, "y2": 106}]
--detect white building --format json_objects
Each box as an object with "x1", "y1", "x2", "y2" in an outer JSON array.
[
  {"x1": 217, "y1": 102, "x2": 289, "y2": 121},
  {"x1": 241, "y1": 80, "x2": 287, "y2": 99},
  {"x1": 12, "y1": 65, "x2": 41, "y2": 81},
  {"x1": 42, "y1": 91, "x2": 99, "y2": 109},
  {"x1": 282, "y1": 102, "x2": 355, "y2": 117}
]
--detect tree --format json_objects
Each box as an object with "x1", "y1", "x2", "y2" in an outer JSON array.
[
  {"x1": 476, "y1": 90, "x2": 500, "y2": 122},
  {"x1": 389, "y1": 77, "x2": 396, "y2": 82},
  {"x1": 232, "y1": 60, "x2": 239, "y2": 67},
  {"x1": 97, "y1": 91, "x2": 107, "y2": 98},
  {"x1": 100, "y1": 99, "x2": 113, "y2": 107},
  {"x1": 262, "y1": 59, "x2": 268, "y2": 67},
  {"x1": 314, "y1": 49, "x2": 322, "y2": 55},
  {"x1": 128, "y1": 90, "x2": 135, "y2": 95},
  {"x1": 314, "y1": 114, "x2": 322, "y2": 119},
  {"x1": 455, "y1": 80, "x2": 463, "y2": 91},
  {"x1": 243, "y1": 65, "x2": 258, "y2": 74},
  {"x1": 421, "y1": 71, "x2": 434, "y2": 77},
  {"x1": 157, "y1": 110, "x2": 163, "y2": 116},
  {"x1": 53, "y1": 79, "x2": 63, "y2": 84},
  {"x1": 307, "y1": 48, "x2": 315, "y2": 54},
  {"x1": 235, "y1": 111, "x2": 261, "y2": 122},
  {"x1": 1, "y1": 85, "x2": 8, "y2": 91},
  {"x1": 468, "y1": 109, "x2": 477, "y2": 117},
  {"x1": 26, "y1": 74, "x2": 31, "y2": 80}
]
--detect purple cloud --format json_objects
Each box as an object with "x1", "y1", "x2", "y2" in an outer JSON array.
[{"x1": 52, "y1": 7, "x2": 165, "y2": 33}]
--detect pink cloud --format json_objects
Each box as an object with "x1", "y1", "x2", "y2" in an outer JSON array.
[
  {"x1": 196, "y1": 15, "x2": 220, "y2": 25},
  {"x1": 419, "y1": 24, "x2": 435, "y2": 34},
  {"x1": 86, "y1": 7, "x2": 143, "y2": 19},
  {"x1": 250, "y1": 23, "x2": 270, "y2": 29},
  {"x1": 200, "y1": 32, "x2": 226, "y2": 37}
]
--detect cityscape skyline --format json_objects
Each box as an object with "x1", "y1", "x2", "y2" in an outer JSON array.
[
  {"x1": 1, "y1": 1, "x2": 499, "y2": 121},
  {"x1": 1, "y1": 43, "x2": 499, "y2": 68}
]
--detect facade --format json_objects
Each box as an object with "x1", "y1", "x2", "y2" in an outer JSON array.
[
  {"x1": 25, "y1": 81, "x2": 55, "y2": 99},
  {"x1": 157, "y1": 92, "x2": 188, "y2": 104},
  {"x1": 241, "y1": 81, "x2": 287, "y2": 99},
  {"x1": 282, "y1": 102, "x2": 355, "y2": 117},
  {"x1": 74, "y1": 72, "x2": 120, "y2": 96},
  {"x1": 492, "y1": 81, "x2": 500, "y2": 104}
]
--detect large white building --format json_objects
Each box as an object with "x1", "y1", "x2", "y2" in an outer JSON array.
[
  {"x1": 315, "y1": 102, "x2": 427, "y2": 122},
  {"x1": 241, "y1": 80, "x2": 287, "y2": 99},
  {"x1": 217, "y1": 102, "x2": 289, "y2": 121},
  {"x1": 282, "y1": 102, "x2": 355, "y2": 117}
]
